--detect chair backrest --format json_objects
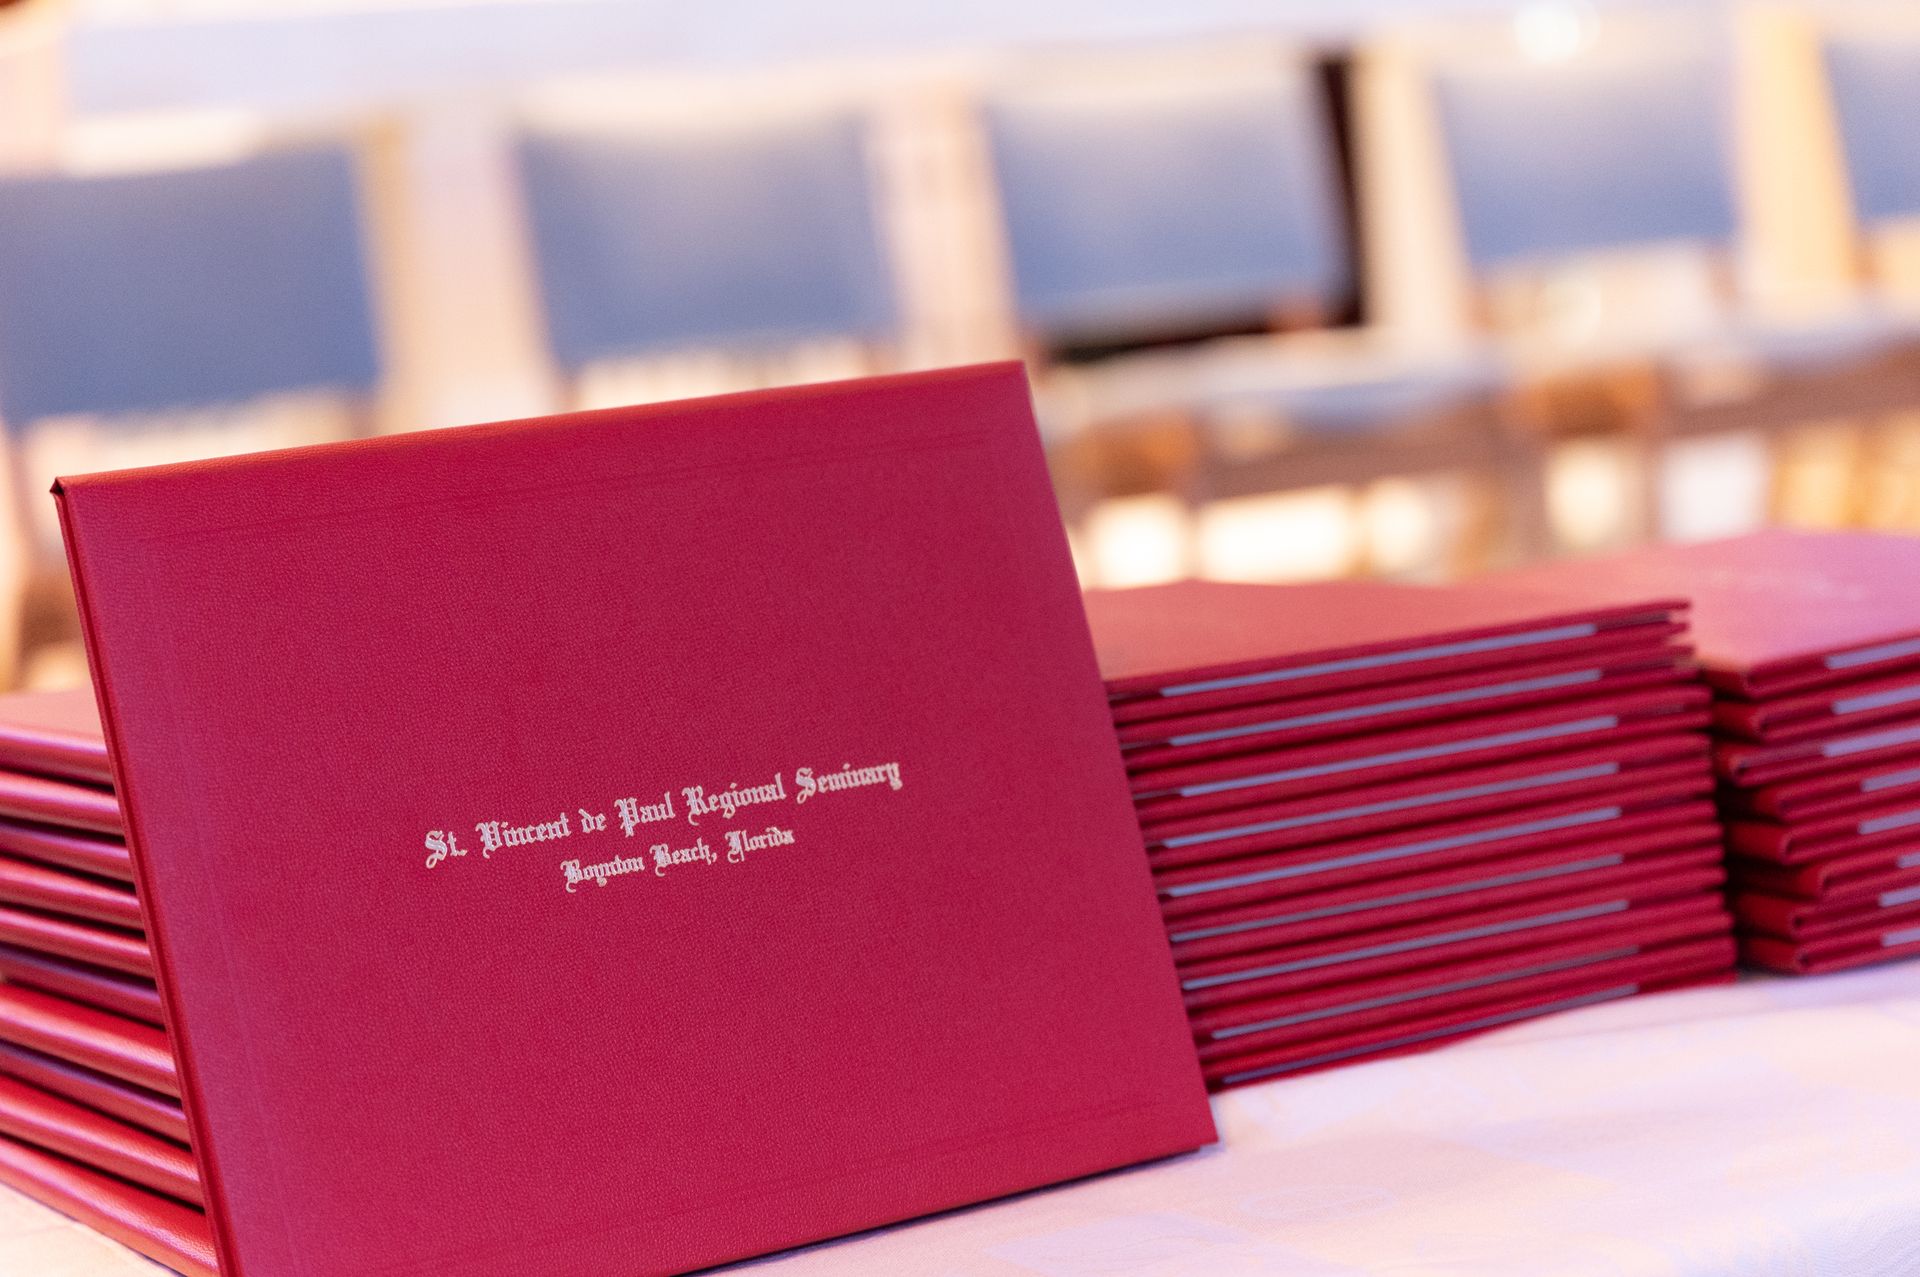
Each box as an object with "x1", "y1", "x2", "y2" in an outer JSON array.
[
  {"x1": 517, "y1": 112, "x2": 896, "y2": 372},
  {"x1": 1824, "y1": 33, "x2": 1920, "y2": 228},
  {"x1": 981, "y1": 62, "x2": 1347, "y2": 344},
  {"x1": 0, "y1": 145, "x2": 380, "y2": 427},
  {"x1": 1429, "y1": 44, "x2": 1737, "y2": 271}
]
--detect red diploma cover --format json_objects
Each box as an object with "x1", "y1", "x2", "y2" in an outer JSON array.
[
  {"x1": 0, "y1": 1071, "x2": 199, "y2": 1205},
  {"x1": 0, "y1": 688, "x2": 113, "y2": 786},
  {"x1": 0, "y1": 1133, "x2": 215, "y2": 1277},
  {"x1": 0, "y1": 903, "x2": 148, "y2": 978},
  {"x1": 0, "y1": 856, "x2": 141, "y2": 931},
  {"x1": 1497, "y1": 530, "x2": 1920, "y2": 697},
  {"x1": 1089, "y1": 579, "x2": 1683, "y2": 702},
  {"x1": 53, "y1": 365, "x2": 1214, "y2": 1277},
  {"x1": 0, "y1": 1039, "x2": 187, "y2": 1143},
  {"x1": 0, "y1": 818, "x2": 133, "y2": 884},
  {"x1": 0, "y1": 943, "x2": 163, "y2": 1025},
  {"x1": 0, "y1": 769, "x2": 119, "y2": 837},
  {"x1": 0, "y1": 985, "x2": 175, "y2": 1097}
]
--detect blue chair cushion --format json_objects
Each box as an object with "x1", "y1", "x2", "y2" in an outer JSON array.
[
  {"x1": 984, "y1": 70, "x2": 1347, "y2": 341},
  {"x1": 0, "y1": 146, "x2": 379, "y2": 426},
  {"x1": 518, "y1": 114, "x2": 896, "y2": 370},
  {"x1": 1432, "y1": 53, "x2": 1738, "y2": 269},
  {"x1": 1825, "y1": 35, "x2": 1920, "y2": 226}
]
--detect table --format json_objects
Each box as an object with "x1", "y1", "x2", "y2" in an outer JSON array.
[{"x1": 9, "y1": 961, "x2": 1920, "y2": 1275}]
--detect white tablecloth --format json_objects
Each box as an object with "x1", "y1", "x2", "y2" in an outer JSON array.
[{"x1": 10, "y1": 963, "x2": 1920, "y2": 1276}]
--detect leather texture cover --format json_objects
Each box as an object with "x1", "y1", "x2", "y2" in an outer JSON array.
[
  {"x1": 1715, "y1": 721, "x2": 1920, "y2": 786},
  {"x1": 1177, "y1": 890, "x2": 1730, "y2": 1013},
  {"x1": 0, "y1": 985, "x2": 175, "y2": 1096},
  {"x1": 0, "y1": 1039, "x2": 185, "y2": 1145},
  {"x1": 1742, "y1": 924, "x2": 1920, "y2": 974},
  {"x1": 0, "y1": 854, "x2": 141, "y2": 930},
  {"x1": 1139, "y1": 731, "x2": 1708, "y2": 832},
  {"x1": 54, "y1": 364, "x2": 1215, "y2": 1277},
  {"x1": 1165, "y1": 839, "x2": 1726, "y2": 967},
  {"x1": 1159, "y1": 818, "x2": 1735, "y2": 925},
  {"x1": 0, "y1": 943, "x2": 164, "y2": 1025},
  {"x1": 1712, "y1": 668, "x2": 1920, "y2": 743},
  {"x1": 1734, "y1": 881, "x2": 1920, "y2": 940},
  {"x1": 0, "y1": 689, "x2": 112, "y2": 786},
  {"x1": 1115, "y1": 636, "x2": 1687, "y2": 743},
  {"x1": 1189, "y1": 919, "x2": 1731, "y2": 1048},
  {"x1": 1117, "y1": 649, "x2": 1691, "y2": 767},
  {"x1": 1497, "y1": 531, "x2": 1920, "y2": 697},
  {"x1": 1108, "y1": 624, "x2": 1689, "y2": 728},
  {"x1": 0, "y1": 1132, "x2": 214, "y2": 1277},
  {"x1": 1197, "y1": 934, "x2": 1734, "y2": 1069},
  {"x1": 1156, "y1": 801, "x2": 1721, "y2": 921},
  {"x1": 1204, "y1": 961, "x2": 1732, "y2": 1089},
  {"x1": 1143, "y1": 740, "x2": 1712, "y2": 868},
  {"x1": 0, "y1": 769, "x2": 120, "y2": 836},
  {"x1": 1089, "y1": 578, "x2": 1683, "y2": 700},
  {"x1": 0, "y1": 1071, "x2": 199, "y2": 1205},
  {"x1": 0, "y1": 904, "x2": 148, "y2": 977},
  {"x1": 1732, "y1": 846, "x2": 1920, "y2": 900},
  {"x1": 0, "y1": 818, "x2": 133, "y2": 884},
  {"x1": 1727, "y1": 801, "x2": 1920, "y2": 863},
  {"x1": 1751, "y1": 900, "x2": 1920, "y2": 940},
  {"x1": 1128, "y1": 685, "x2": 1712, "y2": 800},
  {"x1": 1733, "y1": 755, "x2": 1920, "y2": 821}
]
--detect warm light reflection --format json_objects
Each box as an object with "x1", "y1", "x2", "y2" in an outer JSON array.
[
  {"x1": 1660, "y1": 433, "x2": 1769, "y2": 542},
  {"x1": 1363, "y1": 478, "x2": 1442, "y2": 575},
  {"x1": 1512, "y1": 1, "x2": 1599, "y2": 65},
  {"x1": 1197, "y1": 488, "x2": 1360, "y2": 583},
  {"x1": 1776, "y1": 423, "x2": 1867, "y2": 527},
  {"x1": 1084, "y1": 493, "x2": 1191, "y2": 588},
  {"x1": 61, "y1": 111, "x2": 271, "y2": 175},
  {"x1": 1547, "y1": 438, "x2": 1633, "y2": 549},
  {"x1": 1861, "y1": 416, "x2": 1920, "y2": 530}
]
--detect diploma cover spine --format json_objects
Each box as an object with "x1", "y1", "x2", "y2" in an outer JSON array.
[{"x1": 54, "y1": 477, "x2": 242, "y2": 1277}]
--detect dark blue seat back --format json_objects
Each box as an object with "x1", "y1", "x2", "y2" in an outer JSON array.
[
  {"x1": 982, "y1": 66, "x2": 1348, "y2": 342},
  {"x1": 518, "y1": 113, "x2": 896, "y2": 371},
  {"x1": 0, "y1": 146, "x2": 379, "y2": 427}
]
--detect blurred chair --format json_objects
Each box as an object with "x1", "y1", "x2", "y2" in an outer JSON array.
[
  {"x1": 515, "y1": 110, "x2": 898, "y2": 405},
  {"x1": 1421, "y1": 16, "x2": 1920, "y2": 536},
  {"x1": 1816, "y1": 24, "x2": 1920, "y2": 535},
  {"x1": 989, "y1": 66, "x2": 1344, "y2": 342},
  {"x1": 978, "y1": 55, "x2": 1518, "y2": 571},
  {"x1": 0, "y1": 143, "x2": 382, "y2": 674},
  {"x1": 1825, "y1": 30, "x2": 1920, "y2": 258},
  {"x1": 1436, "y1": 50, "x2": 1735, "y2": 274},
  {"x1": 0, "y1": 146, "x2": 378, "y2": 431}
]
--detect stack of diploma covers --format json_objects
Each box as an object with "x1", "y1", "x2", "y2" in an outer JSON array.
[
  {"x1": 3, "y1": 364, "x2": 1218, "y2": 1276},
  {"x1": 1088, "y1": 579, "x2": 1738, "y2": 1090},
  {"x1": 1505, "y1": 531, "x2": 1920, "y2": 976},
  {"x1": 0, "y1": 687, "x2": 205, "y2": 1271}
]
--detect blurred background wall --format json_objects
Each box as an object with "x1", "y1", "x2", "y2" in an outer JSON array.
[{"x1": 1, "y1": 0, "x2": 1919, "y2": 689}]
